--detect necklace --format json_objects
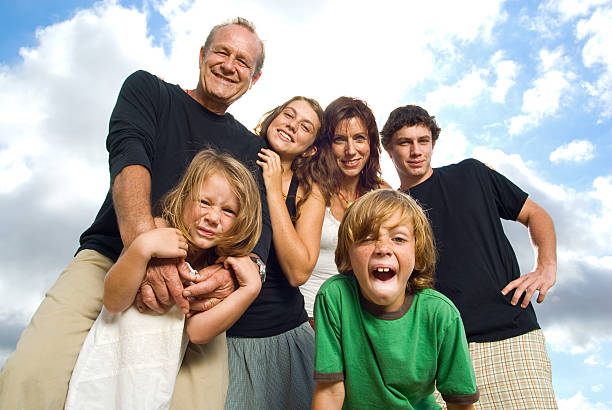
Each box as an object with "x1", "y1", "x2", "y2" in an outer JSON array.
[{"x1": 337, "y1": 188, "x2": 359, "y2": 208}]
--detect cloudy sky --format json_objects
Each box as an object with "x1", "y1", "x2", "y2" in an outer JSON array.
[{"x1": 1, "y1": 0, "x2": 611, "y2": 407}]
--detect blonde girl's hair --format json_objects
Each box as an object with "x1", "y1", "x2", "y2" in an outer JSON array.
[
  {"x1": 159, "y1": 149, "x2": 262, "y2": 259},
  {"x1": 335, "y1": 189, "x2": 436, "y2": 293}
]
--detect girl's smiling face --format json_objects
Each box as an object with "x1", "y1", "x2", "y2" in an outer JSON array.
[
  {"x1": 348, "y1": 210, "x2": 417, "y2": 312},
  {"x1": 266, "y1": 99, "x2": 320, "y2": 158},
  {"x1": 182, "y1": 172, "x2": 239, "y2": 251}
]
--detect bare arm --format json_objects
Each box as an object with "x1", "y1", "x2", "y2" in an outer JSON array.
[
  {"x1": 113, "y1": 165, "x2": 193, "y2": 313},
  {"x1": 104, "y1": 228, "x2": 187, "y2": 313},
  {"x1": 185, "y1": 256, "x2": 261, "y2": 344},
  {"x1": 257, "y1": 149, "x2": 325, "y2": 286},
  {"x1": 312, "y1": 381, "x2": 345, "y2": 410},
  {"x1": 501, "y1": 198, "x2": 557, "y2": 308}
]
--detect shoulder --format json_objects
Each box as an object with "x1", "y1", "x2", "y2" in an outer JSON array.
[
  {"x1": 415, "y1": 289, "x2": 462, "y2": 319},
  {"x1": 224, "y1": 113, "x2": 267, "y2": 149},
  {"x1": 318, "y1": 274, "x2": 355, "y2": 297}
]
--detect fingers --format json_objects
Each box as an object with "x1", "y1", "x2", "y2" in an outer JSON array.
[
  {"x1": 134, "y1": 291, "x2": 148, "y2": 313},
  {"x1": 163, "y1": 269, "x2": 189, "y2": 314},
  {"x1": 140, "y1": 283, "x2": 166, "y2": 314},
  {"x1": 177, "y1": 261, "x2": 199, "y2": 282},
  {"x1": 188, "y1": 297, "x2": 221, "y2": 313},
  {"x1": 183, "y1": 266, "x2": 235, "y2": 299}
]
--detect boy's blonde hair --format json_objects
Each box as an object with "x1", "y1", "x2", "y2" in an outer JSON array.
[
  {"x1": 335, "y1": 189, "x2": 436, "y2": 293},
  {"x1": 159, "y1": 149, "x2": 262, "y2": 258}
]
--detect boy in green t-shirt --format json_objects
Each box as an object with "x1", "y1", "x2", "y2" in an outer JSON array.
[{"x1": 312, "y1": 189, "x2": 479, "y2": 410}]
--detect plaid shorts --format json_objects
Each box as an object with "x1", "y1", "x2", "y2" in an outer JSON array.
[{"x1": 436, "y1": 329, "x2": 558, "y2": 409}]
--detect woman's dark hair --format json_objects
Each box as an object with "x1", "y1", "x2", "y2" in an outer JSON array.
[{"x1": 316, "y1": 96, "x2": 384, "y2": 200}]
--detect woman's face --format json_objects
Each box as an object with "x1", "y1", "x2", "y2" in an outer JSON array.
[
  {"x1": 266, "y1": 100, "x2": 320, "y2": 158},
  {"x1": 331, "y1": 116, "x2": 371, "y2": 179}
]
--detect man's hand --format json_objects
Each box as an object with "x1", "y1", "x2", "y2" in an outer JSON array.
[
  {"x1": 135, "y1": 258, "x2": 193, "y2": 314},
  {"x1": 184, "y1": 263, "x2": 238, "y2": 315},
  {"x1": 501, "y1": 263, "x2": 556, "y2": 308}
]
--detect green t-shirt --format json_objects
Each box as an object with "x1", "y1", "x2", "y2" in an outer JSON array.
[{"x1": 314, "y1": 274, "x2": 479, "y2": 409}]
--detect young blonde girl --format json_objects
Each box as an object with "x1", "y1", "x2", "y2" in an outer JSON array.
[{"x1": 66, "y1": 149, "x2": 262, "y2": 409}]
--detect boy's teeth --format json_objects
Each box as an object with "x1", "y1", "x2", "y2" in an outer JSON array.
[{"x1": 376, "y1": 267, "x2": 390, "y2": 272}]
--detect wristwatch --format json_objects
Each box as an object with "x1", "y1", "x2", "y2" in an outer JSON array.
[{"x1": 249, "y1": 256, "x2": 266, "y2": 283}]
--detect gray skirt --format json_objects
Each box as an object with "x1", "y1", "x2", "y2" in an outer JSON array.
[{"x1": 225, "y1": 322, "x2": 315, "y2": 410}]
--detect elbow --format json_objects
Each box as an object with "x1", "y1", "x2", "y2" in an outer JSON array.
[
  {"x1": 186, "y1": 323, "x2": 214, "y2": 345},
  {"x1": 288, "y1": 272, "x2": 311, "y2": 287},
  {"x1": 103, "y1": 300, "x2": 124, "y2": 315}
]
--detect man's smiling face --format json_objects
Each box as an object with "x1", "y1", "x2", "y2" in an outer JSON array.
[{"x1": 198, "y1": 24, "x2": 261, "y2": 113}]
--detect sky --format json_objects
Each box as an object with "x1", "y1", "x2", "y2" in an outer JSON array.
[{"x1": 0, "y1": 0, "x2": 611, "y2": 407}]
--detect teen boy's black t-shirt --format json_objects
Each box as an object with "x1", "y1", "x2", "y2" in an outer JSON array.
[
  {"x1": 404, "y1": 159, "x2": 540, "y2": 342},
  {"x1": 78, "y1": 70, "x2": 271, "y2": 263}
]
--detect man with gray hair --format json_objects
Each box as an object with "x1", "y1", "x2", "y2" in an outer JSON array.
[{"x1": 0, "y1": 17, "x2": 270, "y2": 410}]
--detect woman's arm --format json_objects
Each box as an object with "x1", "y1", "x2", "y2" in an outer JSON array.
[
  {"x1": 104, "y1": 228, "x2": 187, "y2": 313},
  {"x1": 272, "y1": 183, "x2": 325, "y2": 286},
  {"x1": 185, "y1": 255, "x2": 261, "y2": 344},
  {"x1": 257, "y1": 149, "x2": 325, "y2": 286},
  {"x1": 312, "y1": 381, "x2": 345, "y2": 410}
]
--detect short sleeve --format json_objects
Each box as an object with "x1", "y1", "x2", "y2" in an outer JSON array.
[
  {"x1": 435, "y1": 313, "x2": 479, "y2": 404},
  {"x1": 474, "y1": 159, "x2": 528, "y2": 221},
  {"x1": 107, "y1": 70, "x2": 160, "y2": 182},
  {"x1": 313, "y1": 290, "x2": 344, "y2": 381}
]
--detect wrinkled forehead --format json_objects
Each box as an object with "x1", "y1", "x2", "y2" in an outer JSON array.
[{"x1": 210, "y1": 24, "x2": 261, "y2": 59}]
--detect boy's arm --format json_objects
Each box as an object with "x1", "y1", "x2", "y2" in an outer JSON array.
[
  {"x1": 312, "y1": 381, "x2": 345, "y2": 410},
  {"x1": 185, "y1": 256, "x2": 261, "y2": 344},
  {"x1": 501, "y1": 198, "x2": 557, "y2": 308}
]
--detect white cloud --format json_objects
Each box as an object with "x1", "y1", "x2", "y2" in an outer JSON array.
[
  {"x1": 584, "y1": 354, "x2": 599, "y2": 365},
  {"x1": 558, "y1": 392, "x2": 610, "y2": 410},
  {"x1": 550, "y1": 139, "x2": 595, "y2": 163},
  {"x1": 576, "y1": 6, "x2": 612, "y2": 119},
  {"x1": 591, "y1": 384, "x2": 603, "y2": 392},
  {"x1": 508, "y1": 48, "x2": 574, "y2": 135},
  {"x1": 544, "y1": 0, "x2": 610, "y2": 20},
  {"x1": 424, "y1": 69, "x2": 489, "y2": 113},
  {"x1": 490, "y1": 51, "x2": 519, "y2": 103}
]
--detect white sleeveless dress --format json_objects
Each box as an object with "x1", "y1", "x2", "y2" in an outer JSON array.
[
  {"x1": 65, "y1": 305, "x2": 188, "y2": 410},
  {"x1": 300, "y1": 207, "x2": 341, "y2": 317}
]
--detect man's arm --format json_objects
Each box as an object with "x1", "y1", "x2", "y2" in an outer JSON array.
[
  {"x1": 501, "y1": 198, "x2": 557, "y2": 308},
  {"x1": 112, "y1": 165, "x2": 192, "y2": 314}
]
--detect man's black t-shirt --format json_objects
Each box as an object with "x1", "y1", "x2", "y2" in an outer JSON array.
[
  {"x1": 78, "y1": 70, "x2": 271, "y2": 262},
  {"x1": 404, "y1": 159, "x2": 540, "y2": 342}
]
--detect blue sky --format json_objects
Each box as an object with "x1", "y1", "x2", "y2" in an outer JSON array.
[{"x1": 1, "y1": 1, "x2": 611, "y2": 408}]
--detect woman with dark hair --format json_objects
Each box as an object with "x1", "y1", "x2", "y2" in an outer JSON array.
[
  {"x1": 223, "y1": 96, "x2": 326, "y2": 410},
  {"x1": 300, "y1": 96, "x2": 389, "y2": 321}
]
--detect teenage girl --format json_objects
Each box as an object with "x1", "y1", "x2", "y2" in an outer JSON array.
[{"x1": 224, "y1": 96, "x2": 326, "y2": 410}]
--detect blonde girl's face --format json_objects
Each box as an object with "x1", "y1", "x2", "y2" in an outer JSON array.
[
  {"x1": 182, "y1": 172, "x2": 239, "y2": 250},
  {"x1": 266, "y1": 99, "x2": 320, "y2": 158}
]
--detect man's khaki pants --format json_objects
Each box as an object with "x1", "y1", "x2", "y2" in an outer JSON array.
[{"x1": 0, "y1": 249, "x2": 228, "y2": 410}]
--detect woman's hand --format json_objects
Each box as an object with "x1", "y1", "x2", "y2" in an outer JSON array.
[
  {"x1": 224, "y1": 256, "x2": 262, "y2": 295},
  {"x1": 256, "y1": 148, "x2": 283, "y2": 197}
]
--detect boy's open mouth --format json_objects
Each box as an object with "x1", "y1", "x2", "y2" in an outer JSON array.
[{"x1": 372, "y1": 267, "x2": 396, "y2": 281}]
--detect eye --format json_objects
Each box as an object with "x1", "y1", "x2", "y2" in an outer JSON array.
[
  {"x1": 283, "y1": 111, "x2": 294, "y2": 119},
  {"x1": 354, "y1": 134, "x2": 368, "y2": 142},
  {"x1": 332, "y1": 136, "x2": 345, "y2": 144},
  {"x1": 223, "y1": 208, "x2": 236, "y2": 216},
  {"x1": 200, "y1": 199, "x2": 211, "y2": 207},
  {"x1": 419, "y1": 138, "x2": 430, "y2": 144},
  {"x1": 392, "y1": 236, "x2": 407, "y2": 243},
  {"x1": 301, "y1": 123, "x2": 312, "y2": 132}
]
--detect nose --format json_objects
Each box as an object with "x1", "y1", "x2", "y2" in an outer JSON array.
[
  {"x1": 204, "y1": 206, "x2": 221, "y2": 225},
  {"x1": 374, "y1": 237, "x2": 392, "y2": 255},
  {"x1": 410, "y1": 141, "x2": 422, "y2": 157},
  {"x1": 345, "y1": 138, "x2": 357, "y2": 155},
  {"x1": 287, "y1": 118, "x2": 297, "y2": 133},
  {"x1": 220, "y1": 55, "x2": 236, "y2": 74}
]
